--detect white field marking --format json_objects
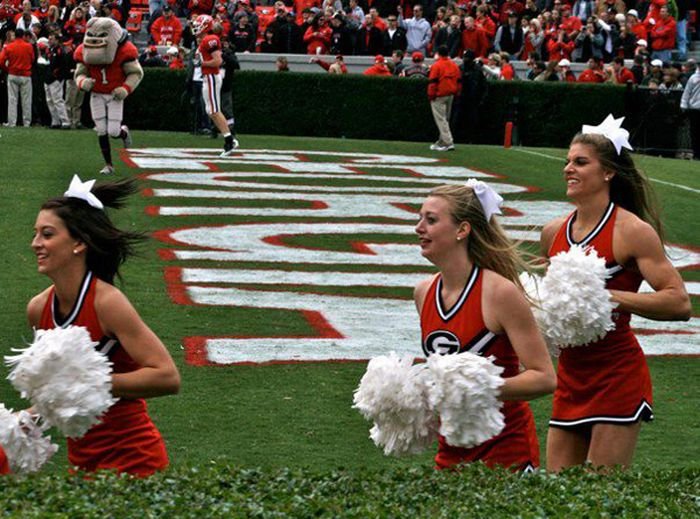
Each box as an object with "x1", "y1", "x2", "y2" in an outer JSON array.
[
  {"x1": 165, "y1": 223, "x2": 540, "y2": 265},
  {"x1": 129, "y1": 148, "x2": 441, "y2": 164},
  {"x1": 186, "y1": 286, "x2": 699, "y2": 363},
  {"x1": 180, "y1": 268, "x2": 428, "y2": 287},
  {"x1": 510, "y1": 147, "x2": 700, "y2": 193},
  {"x1": 151, "y1": 190, "x2": 568, "y2": 223},
  {"x1": 631, "y1": 316, "x2": 700, "y2": 356},
  {"x1": 642, "y1": 280, "x2": 699, "y2": 297}
]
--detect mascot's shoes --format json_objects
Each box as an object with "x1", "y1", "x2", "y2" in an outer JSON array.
[
  {"x1": 100, "y1": 165, "x2": 115, "y2": 175},
  {"x1": 220, "y1": 136, "x2": 239, "y2": 158},
  {"x1": 121, "y1": 125, "x2": 132, "y2": 148}
]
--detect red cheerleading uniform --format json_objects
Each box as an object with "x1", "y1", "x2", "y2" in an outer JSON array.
[
  {"x1": 0, "y1": 447, "x2": 9, "y2": 474},
  {"x1": 38, "y1": 271, "x2": 169, "y2": 477},
  {"x1": 420, "y1": 266, "x2": 539, "y2": 472},
  {"x1": 548, "y1": 202, "x2": 653, "y2": 428}
]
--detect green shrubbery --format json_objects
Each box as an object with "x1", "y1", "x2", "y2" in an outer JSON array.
[
  {"x1": 125, "y1": 69, "x2": 682, "y2": 150},
  {"x1": 1, "y1": 463, "x2": 698, "y2": 517}
]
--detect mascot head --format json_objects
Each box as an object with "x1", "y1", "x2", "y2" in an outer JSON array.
[{"x1": 83, "y1": 17, "x2": 126, "y2": 65}]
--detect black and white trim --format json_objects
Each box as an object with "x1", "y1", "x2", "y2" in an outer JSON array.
[
  {"x1": 566, "y1": 202, "x2": 615, "y2": 247},
  {"x1": 97, "y1": 337, "x2": 118, "y2": 358},
  {"x1": 52, "y1": 270, "x2": 93, "y2": 328},
  {"x1": 549, "y1": 399, "x2": 654, "y2": 428},
  {"x1": 461, "y1": 328, "x2": 497, "y2": 356},
  {"x1": 521, "y1": 462, "x2": 536, "y2": 474},
  {"x1": 436, "y1": 266, "x2": 480, "y2": 322},
  {"x1": 606, "y1": 262, "x2": 624, "y2": 278}
]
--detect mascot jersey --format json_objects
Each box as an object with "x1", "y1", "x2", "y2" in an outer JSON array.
[
  {"x1": 198, "y1": 33, "x2": 221, "y2": 75},
  {"x1": 0, "y1": 447, "x2": 9, "y2": 474},
  {"x1": 74, "y1": 41, "x2": 138, "y2": 94},
  {"x1": 39, "y1": 271, "x2": 168, "y2": 477},
  {"x1": 420, "y1": 266, "x2": 539, "y2": 471},
  {"x1": 548, "y1": 202, "x2": 653, "y2": 428}
]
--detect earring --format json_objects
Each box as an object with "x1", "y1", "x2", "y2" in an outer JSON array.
[
  {"x1": 73, "y1": 249, "x2": 79, "y2": 255},
  {"x1": 456, "y1": 237, "x2": 462, "y2": 241}
]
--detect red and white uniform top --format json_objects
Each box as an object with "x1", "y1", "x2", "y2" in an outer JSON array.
[
  {"x1": 74, "y1": 40, "x2": 139, "y2": 95},
  {"x1": 548, "y1": 202, "x2": 653, "y2": 427},
  {"x1": 420, "y1": 266, "x2": 539, "y2": 471},
  {"x1": 198, "y1": 33, "x2": 221, "y2": 76},
  {"x1": 39, "y1": 271, "x2": 168, "y2": 476}
]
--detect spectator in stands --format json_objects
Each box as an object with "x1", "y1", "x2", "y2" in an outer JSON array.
[
  {"x1": 494, "y1": 11, "x2": 524, "y2": 60},
  {"x1": 680, "y1": 62, "x2": 700, "y2": 159},
  {"x1": 675, "y1": 0, "x2": 689, "y2": 61},
  {"x1": 523, "y1": 18, "x2": 544, "y2": 61},
  {"x1": 367, "y1": 7, "x2": 387, "y2": 32},
  {"x1": 166, "y1": 45, "x2": 184, "y2": 69},
  {"x1": 268, "y1": 7, "x2": 302, "y2": 54},
  {"x1": 63, "y1": 5, "x2": 87, "y2": 44},
  {"x1": 577, "y1": 56, "x2": 606, "y2": 82},
  {"x1": 14, "y1": 1, "x2": 39, "y2": 33},
  {"x1": 558, "y1": 58, "x2": 578, "y2": 81},
  {"x1": 34, "y1": 0, "x2": 50, "y2": 21},
  {"x1": 547, "y1": 26, "x2": 575, "y2": 62},
  {"x1": 536, "y1": 59, "x2": 560, "y2": 80},
  {"x1": 500, "y1": 52, "x2": 516, "y2": 80},
  {"x1": 230, "y1": 12, "x2": 256, "y2": 53},
  {"x1": 140, "y1": 44, "x2": 167, "y2": 67},
  {"x1": 346, "y1": 0, "x2": 364, "y2": 30},
  {"x1": 389, "y1": 49, "x2": 405, "y2": 75},
  {"x1": 612, "y1": 55, "x2": 635, "y2": 83},
  {"x1": 559, "y1": 3, "x2": 583, "y2": 40},
  {"x1": 634, "y1": 37, "x2": 649, "y2": 59},
  {"x1": 630, "y1": 54, "x2": 646, "y2": 84},
  {"x1": 260, "y1": 28, "x2": 276, "y2": 53},
  {"x1": 398, "y1": 4, "x2": 431, "y2": 56},
  {"x1": 498, "y1": 0, "x2": 525, "y2": 24},
  {"x1": 428, "y1": 45, "x2": 460, "y2": 152},
  {"x1": 475, "y1": 5, "x2": 497, "y2": 41},
  {"x1": 275, "y1": 55, "x2": 289, "y2": 71},
  {"x1": 328, "y1": 12, "x2": 352, "y2": 56},
  {"x1": 596, "y1": 0, "x2": 626, "y2": 17},
  {"x1": 481, "y1": 52, "x2": 503, "y2": 80},
  {"x1": 680, "y1": 59, "x2": 696, "y2": 86},
  {"x1": 151, "y1": 5, "x2": 183, "y2": 46},
  {"x1": 614, "y1": 19, "x2": 637, "y2": 58},
  {"x1": 310, "y1": 53, "x2": 347, "y2": 73},
  {"x1": 363, "y1": 53, "x2": 391, "y2": 75},
  {"x1": 626, "y1": 9, "x2": 646, "y2": 41},
  {"x1": 572, "y1": 19, "x2": 603, "y2": 62},
  {"x1": 401, "y1": 50, "x2": 429, "y2": 78},
  {"x1": 383, "y1": 12, "x2": 407, "y2": 55},
  {"x1": 648, "y1": 5, "x2": 675, "y2": 64},
  {"x1": 641, "y1": 58, "x2": 663, "y2": 85},
  {"x1": 43, "y1": 31, "x2": 70, "y2": 129},
  {"x1": 572, "y1": 0, "x2": 595, "y2": 22},
  {"x1": 187, "y1": 0, "x2": 213, "y2": 17},
  {"x1": 303, "y1": 12, "x2": 331, "y2": 54},
  {"x1": 0, "y1": 27, "x2": 33, "y2": 127},
  {"x1": 658, "y1": 68, "x2": 683, "y2": 91},
  {"x1": 523, "y1": 0, "x2": 540, "y2": 20},
  {"x1": 434, "y1": 14, "x2": 462, "y2": 59},
  {"x1": 357, "y1": 13, "x2": 384, "y2": 55}
]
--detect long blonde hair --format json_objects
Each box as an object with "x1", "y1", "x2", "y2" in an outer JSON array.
[{"x1": 429, "y1": 184, "x2": 530, "y2": 289}]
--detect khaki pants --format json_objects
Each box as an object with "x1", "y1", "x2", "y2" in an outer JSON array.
[
  {"x1": 64, "y1": 79, "x2": 85, "y2": 128},
  {"x1": 7, "y1": 74, "x2": 32, "y2": 127},
  {"x1": 430, "y1": 95, "x2": 454, "y2": 147},
  {"x1": 45, "y1": 80, "x2": 70, "y2": 127}
]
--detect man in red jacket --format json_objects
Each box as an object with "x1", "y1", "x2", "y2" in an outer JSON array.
[
  {"x1": 363, "y1": 54, "x2": 392, "y2": 75},
  {"x1": 428, "y1": 45, "x2": 460, "y2": 151},
  {"x1": 150, "y1": 5, "x2": 183, "y2": 45},
  {"x1": 649, "y1": 5, "x2": 675, "y2": 63},
  {"x1": 0, "y1": 27, "x2": 34, "y2": 126}
]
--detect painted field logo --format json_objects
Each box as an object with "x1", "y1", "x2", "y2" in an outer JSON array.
[{"x1": 128, "y1": 148, "x2": 700, "y2": 364}]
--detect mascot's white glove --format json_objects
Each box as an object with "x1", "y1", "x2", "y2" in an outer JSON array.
[
  {"x1": 80, "y1": 77, "x2": 95, "y2": 92},
  {"x1": 111, "y1": 86, "x2": 129, "y2": 100}
]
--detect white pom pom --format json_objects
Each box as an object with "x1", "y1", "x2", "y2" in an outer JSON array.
[
  {"x1": 0, "y1": 404, "x2": 58, "y2": 473},
  {"x1": 426, "y1": 352, "x2": 505, "y2": 449},
  {"x1": 6, "y1": 326, "x2": 118, "y2": 438},
  {"x1": 519, "y1": 272, "x2": 561, "y2": 357},
  {"x1": 353, "y1": 352, "x2": 437, "y2": 456},
  {"x1": 537, "y1": 245, "x2": 616, "y2": 349}
]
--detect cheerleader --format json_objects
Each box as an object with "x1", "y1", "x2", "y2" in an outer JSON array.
[
  {"x1": 414, "y1": 182, "x2": 556, "y2": 471},
  {"x1": 27, "y1": 175, "x2": 180, "y2": 477},
  {"x1": 541, "y1": 115, "x2": 691, "y2": 471}
]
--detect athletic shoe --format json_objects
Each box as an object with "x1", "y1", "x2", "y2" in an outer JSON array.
[
  {"x1": 100, "y1": 165, "x2": 115, "y2": 175},
  {"x1": 220, "y1": 137, "x2": 236, "y2": 157},
  {"x1": 429, "y1": 143, "x2": 441, "y2": 151},
  {"x1": 232, "y1": 138, "x2": 240, "y2": 150},
  {"x1": 121, "y1": 125, "x2": 132, "y2": 147},
  {"x1": 445, "y1": 144, "x2": 455, "y2": 151}
]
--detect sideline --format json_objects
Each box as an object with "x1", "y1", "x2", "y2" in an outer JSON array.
[{"x1": 510, "y1": 148, "x2": 700, "y2": 194}]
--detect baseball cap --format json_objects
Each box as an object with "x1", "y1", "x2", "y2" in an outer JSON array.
[
  {"x1": 375, "y1": 54, "x2": 385, "y2": 63},
  {"x1": 167, "y1": 46, "x2": 179, "y2": 56},
  {"x1": 627, "y1": 9, "x2": 638, "y2": 18},
  {"x1": 162, "y1": 4, "x2": 172, "y2": 11},
  {"x1": 651, "y1": 59, "x2": 663, "y2": 67},
  {"x1": 636, "y1": 39, "x2": 647, "y2": 47},
  {"x1": 412, "y1": 51, "x2": 424, "y2": 62},
  {"x1": 558, "y1": 58, "x2": 570, "y2": 67}
]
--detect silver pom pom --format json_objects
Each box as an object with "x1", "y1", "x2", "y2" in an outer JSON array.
[
  {"x1": 353, "y1": 352, "x2": 437, "y2": 456},
  {"x1": 6, "y1": 326, "x2": 118, "y2": 438},
  {"x1": 0, "y1": 404, "x2": 58, "y2": 473},
  {"x1": 426, "y1": 352, "x2": 505, "y2": 448}
]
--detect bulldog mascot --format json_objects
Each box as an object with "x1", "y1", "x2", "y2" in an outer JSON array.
[{"x1": 74, "y1": 17, "x2": 143, "y2": 175}]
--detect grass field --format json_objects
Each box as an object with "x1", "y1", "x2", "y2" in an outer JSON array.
[{"x1": 0, "y1": 126, "x2": 697, "y2": 483}]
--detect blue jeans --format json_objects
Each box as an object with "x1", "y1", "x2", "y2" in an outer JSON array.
[
  {"x1": 676, "y1": 19, "x2": 687, "y2": 61},
  {"x1": 651, "y1": 49, "x2": 672, "y2": 63}
]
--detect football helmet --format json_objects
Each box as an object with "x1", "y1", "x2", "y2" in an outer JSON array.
[{"x1": 193, "y1": 14, "x2": 214, "y2": 36}]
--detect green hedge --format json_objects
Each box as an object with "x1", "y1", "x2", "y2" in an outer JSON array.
[
  {"x1": 0, "y1": 463, "x2": 698, "y2": 517},
  {"x1": 125, "y1": 69, "x2": 677, "y2": 149}
]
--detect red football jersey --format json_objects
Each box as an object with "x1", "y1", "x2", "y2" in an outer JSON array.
[
  {"x1": 548, "y1": 203, "x2": 653, "y2": 428},
  {"x1": 39, "y1": 271, "x2": 169, "y2": 477},
  {"x1": 420, "y1": 267, "x2": 540, "y2": 471},
  {"x1": 74, "y1": 41, "x2": 139, "y2": 94},
  {"x1": 198, "y1": 33, "x2": 221, "y2": 75}
]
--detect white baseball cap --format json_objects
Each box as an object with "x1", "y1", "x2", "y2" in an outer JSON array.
[
  {"x1": 558, "y1": 58, "x2": 571, "y2": 67},
  {"x1": 636, "y1": 39, "x2": 647, "y2": 47},
  {"x1": 651, "y1": 59, "x2": 663, "y2": 67},
  {"x1": 627, "y1": 9, "x2": 639, "y2": 18}
]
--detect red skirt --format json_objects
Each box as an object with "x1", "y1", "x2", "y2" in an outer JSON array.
[
  {"x1": 435, "y1": 400, "x2": 539, "y2": 471},
  {"x1": 550, "y1": 329, "x2": 653, "y2": 428},
  {"x1": 68, "y1": 400, "x2": 168, "y2": 477},
  {"x1": 0, "y1": 447, "x2": 10, "y2": 474}
]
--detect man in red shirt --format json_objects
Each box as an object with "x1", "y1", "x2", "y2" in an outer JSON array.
[
  {"x1": 577, "y1": 57, "x2": 606, "y2": 82},
  {"x1": 363, "y1": 54, "x2": 392, "y2": 75},
  {"x1": 612, "y1": 56, "x2": 635, "y2": 84},
  {"x1": 428, "y1": 45, "x2": 460, "y2": 151},
  {"x1": 461, "y1": 16, "x2": 489, "y2": 58},
  {"x1": 648, "y1": 5, "x2": 675, "y2": 63},
  {"x1": 0, "y1": 27, "x2": 34, "y2": 127},
  {"x1": 195, "y1": 14, "x2": 238, "y2": 157},
  {"x1": 150, "y1": 5, "x2": 183, "y2": 45}
]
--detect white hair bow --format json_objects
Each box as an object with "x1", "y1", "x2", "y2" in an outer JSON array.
[
  {"x1": 581, "y1": 114, "x2": 633, "y2": 155},
  {"x1": 465, "y1": 179, "x2": 503, "y2": 222},
  {"x1": 64, "y1": 175, "x2": 104, "y2": 210}
]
